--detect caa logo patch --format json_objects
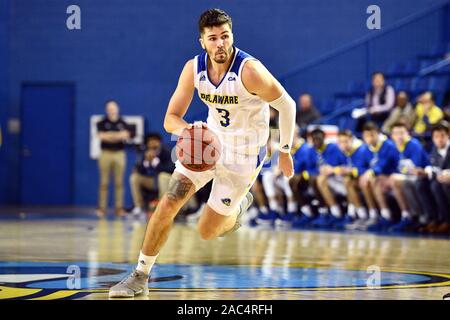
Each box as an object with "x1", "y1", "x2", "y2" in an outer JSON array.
[
  {"x1": 228, "y1": 76, "x2": 236, "y2": 81},
  {"x1": 200, "y1": 75, "x2": 206, "y2": 81},
  {"x1": 221, "y1": 198, "x2": 231, "y2": 206}
]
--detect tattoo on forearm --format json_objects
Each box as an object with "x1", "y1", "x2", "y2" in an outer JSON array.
[{"x1": 167, "y1": 174, "x2": 193, "y2": 200}]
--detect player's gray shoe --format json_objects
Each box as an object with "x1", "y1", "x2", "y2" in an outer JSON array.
[
  {"x1": 345, "y1": 218, "x2": 368, "y2": 231},
  {"x1": 220, "y1": 192, "x2": 254, "y2": 237},
  {"x1": 356, "y1": 218, "x2": 379, "y2": 231},
  {"x1": 109, "y1": 269, "x2": 149, "y2": 298}
]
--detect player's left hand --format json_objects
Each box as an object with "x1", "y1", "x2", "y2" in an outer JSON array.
[
  {"x1": 279, "y1": 152, "x2": 294, "y2": 178},
  {"x1": 189, "y1": 121, "x2": 208, "y2": 129}
]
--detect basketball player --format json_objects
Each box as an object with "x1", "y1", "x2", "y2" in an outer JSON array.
[
  {"x1": 316, "y1": 129, "x2": 368, "y2": 230},
  {"x1": 109, "y1": 8, "x2": 296, "y2": 298},
  {"x1": 358, "y1": 122, "x2": 400, "y2": 231},
  {"x1": 388, "y1": 122, "x2": 430, "y2": 232},
  {"x1": 308, "y1": 128, "x2": 347, "y2": 228}
]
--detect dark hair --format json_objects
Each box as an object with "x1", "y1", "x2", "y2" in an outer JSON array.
[
  {"x1": 371, "y1": 71, "x2": 385, "y2": 79},
  {"x1": 311, "y1": 128, "x2": 325, "y2": 138},
  {"x1": 299, "y1": 128, "x2": 308, "y2": 140},
  {"x1": 104, "y1": 99, "x2": 118, "y2": 106},
  {"x1": 362, "y1": 121, "x2": 379, "y2": 132},
  {"x1": 198, "y1": 8, "x2": 232, "y2": 34},
  {"x1": 431, "y1": 121, "x2": 449, "y2": 135},
  {"x1": 338, "y1": 129, "x2": 353, "y2": 138},
  {"x1": 397, "y1": 91, "x2": 409, "y2": 98},
  {"x1": 391, "y1": 122, "x2": 408, "y2": 131},
  {"x1": 144, "y1": 132, "x2": 162, "y2": 145}
]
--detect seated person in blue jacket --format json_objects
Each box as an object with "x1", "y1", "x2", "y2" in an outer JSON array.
[
  {"x1": 288, "y1": 129, "x2": 319, "y2": 228},
  {"x1": 316, "y1": 129, "x2": 368, "y2": 230},
  {"x1": 308, "y1": 128, "x2": 348, "y2": 229},
  {"x1": 130, "y1": 133, "x2": 175, "y2": 215},
  {"x1": 421, "y1": 122, "x2": 450, "y2": 234},
  {"x1": 388, "y1": 122, "x2": 432, "y2": 232},
  {"x1": 358, "y1": 121, "x2": 400, "y2": 232}
]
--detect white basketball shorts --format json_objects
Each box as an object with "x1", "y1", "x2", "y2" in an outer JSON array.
[{"x1": 174, "y1": 146, "x2": 267, "y2": 216}]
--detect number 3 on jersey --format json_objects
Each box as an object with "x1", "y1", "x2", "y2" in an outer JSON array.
[{"x1": 216, "y1": 108, "x2": 230, "y2": 127}]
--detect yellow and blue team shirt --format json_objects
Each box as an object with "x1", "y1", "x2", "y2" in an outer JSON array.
[
  {"x1": 260, "y1": 139, "x2": 317, "y2": 179},
  {"x1": 396, "y1": 137, "x2": 430, "y2": 173},
  {"x1": 292, "y1": 139, "x2": 318, "y2": 179},
  {"x1": 312, "y1": 143, "x2": 346, "y2": 174},
  {"x1": 333, "y1": 139, "x2": 367, "y2": 177},
  {"x1": 359, "y1": 135, "x2": 400, "y2": 176}
]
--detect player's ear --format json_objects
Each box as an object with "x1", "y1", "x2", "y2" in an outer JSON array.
[{"x1": 199, "y1": 37, "x2": 205, "y2": 50}]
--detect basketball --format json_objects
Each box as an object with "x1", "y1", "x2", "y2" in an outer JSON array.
[{"x1": 176, "y1": 126, "x2": 222, "y2": 172}]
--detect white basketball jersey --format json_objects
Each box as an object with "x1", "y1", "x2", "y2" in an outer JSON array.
[{"x1": 193, "y1": 46, "x2": 270, "y2": 155}]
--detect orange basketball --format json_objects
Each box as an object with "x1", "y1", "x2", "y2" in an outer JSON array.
[{"x1": 176, "y1": 126, "x2": 222, "y2": 172}]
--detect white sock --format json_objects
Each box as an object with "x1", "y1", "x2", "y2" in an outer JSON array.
[
  {"x1": 419, "y1": 215, "x2": 428, "y2": 225},
  {"x1": 401, "y1": 210, "x2": 411, "y2": 219},
  {"x1": 247, "y1": 207, "x2": 259, "y2": 219},
  {"x1": 330, "y1": 205, "x2": 342, "y2": 218},
  {"x1": 318, "y1": 207, "x2": 329, "y2": 215},
  {"x1": 260, "y1": 206, "x2": 269, "y2": 214},
  {"x1": 380, "y1": 208, "x2": 392, "y2": 220},
  {"x1": 301, "y1": 205, "x2": 313, "y2": 217},
  {"x1": 369, "y1": 208, "x2": 378, "y2": 220},
  {"x1": 357, "y1": 207, "x2": 368, "y2": 220},
  {"x1": 347, "y1": 204, "x2": 356, "y2": 218},
  {"x1": 136, "y1": 251, "x2": 158, "y2": 275},
  {"x1": 268, "y1": 199, "x2": 279, "y2": 212},
  {"x1": 287, "y1": 201, "x2": 297, "y2": 213}
]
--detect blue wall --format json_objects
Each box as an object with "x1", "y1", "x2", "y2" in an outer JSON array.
[
  {"x1": 281, "y1": 3, "x2": 448, "y2": 102},
  {"x1": 0, "y1": 0, "x2": 10, "y2": 204},
  {"x1": 445, "y1": 3, "x2": 450, "y2": 43},
  {"x1": 0, "y1": 0, "x2": 448, "y2": 206}
]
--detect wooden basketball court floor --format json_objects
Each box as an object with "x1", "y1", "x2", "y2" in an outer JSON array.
[{"x1": 0, "y1": 210, "x2": 449, "y2": 300}]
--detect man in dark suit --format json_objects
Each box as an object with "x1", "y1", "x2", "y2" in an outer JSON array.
[
  {"x1": 423, "y1": 122, "x2": 450, "y2": 234},
  {"x1": 96, "y1": 100, "x2": 132, "y2": 218}
]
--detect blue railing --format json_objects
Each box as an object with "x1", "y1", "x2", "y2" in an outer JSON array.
[
  {"x1": 315, "y1": 99, "x2": 365, "y2": 125},
  {"x1": 419, "y1": 56, "x2": 450, "y2": 76}
]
